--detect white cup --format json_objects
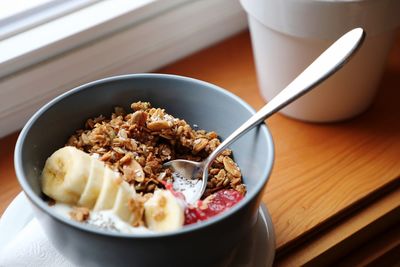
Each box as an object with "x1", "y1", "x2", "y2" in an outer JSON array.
[{"x1": 241, "y1": 0, "x2": 400, "y2": 122}]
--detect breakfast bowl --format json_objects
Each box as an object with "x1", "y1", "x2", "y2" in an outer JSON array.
[{"x1": 14, "y1": 73, "x2": 274, "y2": 267}]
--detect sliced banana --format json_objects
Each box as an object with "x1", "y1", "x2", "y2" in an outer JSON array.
[
  {"x1": 41, "y1": 146, "x2": 91, "y2": 204},
  {"x1": 144, "y1": 190, "x2": 184, "y2": 232},
  {"x1": 93, "y1": 167, "x2": 121, "y2": 211},
  {"x1": 43, "y1": 146, "x2": 187, "y2": 230},
  {"x1": 112, "y1": 182, "x2": 139, "y2": 224},
  {"x1": 78, "y1": 158, "x2": 105, "y2": 209}
]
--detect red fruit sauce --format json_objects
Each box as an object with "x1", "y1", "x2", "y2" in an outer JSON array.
[
  {"x1": 161, "y1": 181, "x2": 244, "y2": 225},
  {"x1": 184, "y1": 189, "x2": 243, "y2": 225}
]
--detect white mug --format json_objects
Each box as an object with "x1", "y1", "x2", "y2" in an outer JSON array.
[{"x1": 241, "y1": 0, "x2": 400, "y2": 122}]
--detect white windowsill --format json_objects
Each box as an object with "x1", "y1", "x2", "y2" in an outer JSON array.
[
  {"x1": 0, "y1": 0, "x2": 99, "y2": 41},
  {"x1": 0, "y1": 0, "x2": 189, "y2": 78},
  {"x1": 0, "y1": 0, "x2": 247, "y2": 138}
]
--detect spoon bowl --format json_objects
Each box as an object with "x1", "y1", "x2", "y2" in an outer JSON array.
[{"x1": 163, "y1": 159, "x2": 205, "y2": 203}]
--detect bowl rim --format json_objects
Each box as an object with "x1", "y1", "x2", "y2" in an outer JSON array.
[{"x1": 14, "y1": 73, "x2": 274, "y2": 238}]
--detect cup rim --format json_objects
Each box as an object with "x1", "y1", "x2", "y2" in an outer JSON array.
[
  {"x1": 241, "y1": 0, "x2": 400, "y2": 39},
  {"x1": 14, "y1": 73, "x2": 275, "y2": 238}
]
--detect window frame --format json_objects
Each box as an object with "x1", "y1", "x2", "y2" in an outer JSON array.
[
  {"x1": 0, "y1": 0, "x2": 189, "y2": 78},
  {"x1": 0, "y1": 0, "x2": 99, "y2": 41}
]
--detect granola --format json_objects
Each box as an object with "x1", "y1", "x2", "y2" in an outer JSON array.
[
  {"x1": 70, "y1": 206, "x2": 90, "y2": 222},
  {"x1": 66, "y1": 101, "x2": 246, "y2": 198}
]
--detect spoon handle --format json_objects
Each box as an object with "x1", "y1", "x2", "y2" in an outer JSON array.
[{"x1": 205, "y1": 28, "x2": 365, "y2": 168}]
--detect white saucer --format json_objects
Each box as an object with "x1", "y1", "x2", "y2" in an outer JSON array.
[{"x1": 0, "y1": 192, "x2": 275, "y2": 266}]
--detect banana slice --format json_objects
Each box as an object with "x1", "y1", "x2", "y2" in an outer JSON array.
[
  {"x1": 41, "y1": 146, "x2": 91, "y2": 204},
  {"x1": 78, "y1": 158, "x2": 105, "y2": 209},
  {"x1": 144, "y1": 190, "x2": 184, "y2": 232},
  {"x1": 112, "y1": 182, "x2": 138, "y2": 224},
  {"x1": 93, "y1": 167, "x2": 121, "y2": 211}
]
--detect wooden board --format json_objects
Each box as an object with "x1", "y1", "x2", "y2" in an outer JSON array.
[{"x1": 0, "y1": 133, "x2": 20, "y2": 214}]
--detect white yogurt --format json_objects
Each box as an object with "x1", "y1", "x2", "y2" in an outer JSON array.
[
  {"x1": 51, "y1": 203, "x2": 153, "y2": 234},
  {"x1": 172, "y1": 172, "x2": 202, "y2": 204}
]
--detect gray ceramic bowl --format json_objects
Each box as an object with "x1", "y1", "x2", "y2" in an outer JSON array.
[{"x1": 14, "y1": 74, "x2": 274, "y2": 267}]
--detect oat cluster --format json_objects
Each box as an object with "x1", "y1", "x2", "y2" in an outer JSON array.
[
  {"x1": 70, "y1": 206, "x2": 90, "y2": 222},
  {"x1": 66, "y1": 101, "x2": 246, "y2": 198}
]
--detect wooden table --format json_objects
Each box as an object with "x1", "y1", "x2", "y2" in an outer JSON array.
[{"x1": 1, "y1": 31, "x2": 399, "y2": 266}]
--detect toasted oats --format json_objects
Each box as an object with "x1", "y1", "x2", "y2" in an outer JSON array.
[
  {"x1": 100, "y1": 151, "x2": 112, "y2": 161},
  {"x1": 123, "y1": 158, "x2": 145, "y2": 183},
  {"x1": 231, "y1": 177, "x2": 242, "y2": 186},
  {"x1": 209, "y1": 168, "x2": 220, "y2": 175},
  {"x1": 70, "y1": 206, "x2": 90, "y2": 222},
  {"x1": 131, "y1": 101, "x2": 151, "y2": 111},
  {"x1": 235, "y1": 184, "x2": 247, "y2": 196},
  {"x1": 147, "y1": 120, "x2": 173, "y2": 131},
  {"x1": 223, "y1": 178, "x2": 230, "y2": 187},
  {"x1": 119, "y1": 153, "x2": 133, "y2": 165},
  {"x1": 221, "y1": 149, "x2": 232, "y2": 156},
  {"x1": 206, "y1": 131, "x2": 218, "y2": 139},
  {"x1": 215, "y1": 169, "x2": 227, "y2": 180},
  {"x1": 131, "y1": 110, "x2": 147, "y2": 126},
  {"x1": 193, "y1": 138, "x2": 208, "y2": 153},
  {"x1": 66, "y1": 101, "x2": 246, "y2": 203},
  {"x1": 223, "y1": 156, "x2": 241, "y2": 178}
]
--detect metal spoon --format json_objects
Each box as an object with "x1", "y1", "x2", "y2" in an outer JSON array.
[{"x1": 164, "y1": 28, "x2": 365, "y2": 204}]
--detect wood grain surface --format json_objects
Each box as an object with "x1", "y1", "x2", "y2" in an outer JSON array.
[
  {"x1": 1, "y1": 30, "x2": 399, "y2": 264},
  {"x1": 275, "y1": 186, "x2": 400, "y2": 266},
  {"x1": 0, "y1": 133, "x2": 20, "y2": 214}
]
